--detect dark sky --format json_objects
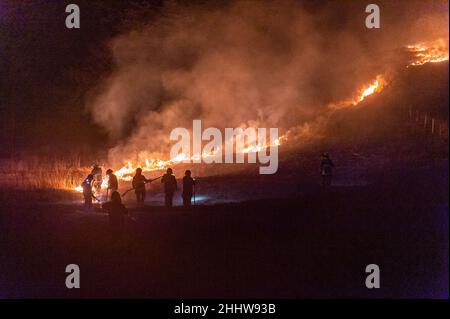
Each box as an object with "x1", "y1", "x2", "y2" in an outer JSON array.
[
  {"x1": 0, "y1": 0, "x2": 447, "y2": 159},
  {"x1": 1, "y1": 0, "x2": 164, "y2": 158}
]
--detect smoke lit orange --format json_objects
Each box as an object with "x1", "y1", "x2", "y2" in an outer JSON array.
[{"x1": 75, "y1": 39, "x2": 449, "y2": 192}]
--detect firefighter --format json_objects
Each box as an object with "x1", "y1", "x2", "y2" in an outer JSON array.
[
  {"x1": 106, "y1": 169, "x2": 118, "y2": 200},
  {"x1": 81, "y1": 174, "x2": 96, "y2": 211},
  {"x1": 102, "y1": 191, "x2": 128, "y2": 241},
  {"x1": 161, "y1": 167, "x2": 177, "y2": 208},
  {"x1": 132, "y1": 168, "x2": 149, "y2": 204},
  {"x1": 90, "y1": 164, "x2": 102, "y2": 194},
  {"x1": 320, "y1": 153, "x2": 334, "y2": 187},
  {"x1": 182, "y1": 170, "x2": 196, "y2": 208}
]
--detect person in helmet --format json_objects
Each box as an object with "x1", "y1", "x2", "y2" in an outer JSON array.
[
  {"x1": 132, "y1": 168, "x2": 149, "y2": 204},
  {"x1": 81, "y1": 174, "x2": 96, "y2": 211},
  {"x1": 161, "y1": 167, "x2": 177, "y2": 208},
  {"x1": 90, "y1": 164, "x2": 103, "y2": 195},
  {"x1": 106, "y1": 169, "x2": 118, "y2": 200},
  {"x1": 182, "y1": 170, "x2": 196, "y2": 208},
  {"x1": 320, "y1": 153, "x2": 334, "y2": 187}
]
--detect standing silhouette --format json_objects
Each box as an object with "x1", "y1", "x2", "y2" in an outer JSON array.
[
  {"x1": 320, "y1": 153, "x2": 334, "y2": 187},
  {"x1": 132, "y1": 168, "x2": 149, "y2": 205},
  {"x1": 81, "y1": 174, "x2": 95, "y2": 211},
  {"x1": 161, "y1": 168, "x2": 177, "y2": 208},
  {"x1": 90, "y1": 164, "x2": 102, "y2": 195},
  {"x1": 182, "y1": 170, "x2": 196, "y2": 208},
  {"x1": 106, "y1": 169, "x2": 119, "y2": 200}
]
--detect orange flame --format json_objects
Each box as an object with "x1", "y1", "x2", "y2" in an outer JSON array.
[
  {"x1": 352, "y1": 75, "x2": 385, "y2": 105},
  {"x1": 74, "y1": 135, "x2": 286, "y2": 192},
  {"x1": 328, "y1": 74, "x2": 386, "y2": 110},
  {"x1": 407, "y1": 39, "x2": 449, "y2": 67}
]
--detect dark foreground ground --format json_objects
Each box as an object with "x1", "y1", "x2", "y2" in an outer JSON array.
[{"x1": 0, "y1": 159, "x2": 448, "y2": 299}]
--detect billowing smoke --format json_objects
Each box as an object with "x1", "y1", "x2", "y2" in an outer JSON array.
[{"x1": 87, "y1": 0, "x2": 449, "y2": 166}]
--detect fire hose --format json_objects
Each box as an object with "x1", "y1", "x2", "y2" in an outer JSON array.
[{"x1": 121, "y1": 175, "x2": 162, "y2": 197}]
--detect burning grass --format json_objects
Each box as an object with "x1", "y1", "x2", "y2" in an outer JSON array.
[
  {"x1": 407, "y1": 39, "x2": 449, "y2": 67},
  {"x1": 0, "y1": 157, "x2": 88, "y2": 191}
]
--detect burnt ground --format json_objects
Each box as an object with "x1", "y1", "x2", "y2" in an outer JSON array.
[{"x1": 0, "y1": 156, "x2": 448, "y2": 299}]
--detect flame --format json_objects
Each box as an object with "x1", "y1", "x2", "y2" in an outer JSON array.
[
  {"x1": 407, "y1": 39, "x2": 449, "y2": 67},
  {"x1": 73, "y1": 134, "x2": 286, "y2": 192},
  {"x1": 328, "y1": 74, "x2": 386, "y2": 109},
  {"x1": 353, "y1": 75, "x2": 385, "y2": 105},
  {"x1": 328, "y1": 39, "x2": 448, "y2": 111},
  {"x1": 101, "y1": 175, "x2": 109, "y2": 188}
]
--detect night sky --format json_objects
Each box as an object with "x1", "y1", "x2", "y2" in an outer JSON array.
[{"x1": 1, "y1": 0, "x2": 165, "y2": 158}]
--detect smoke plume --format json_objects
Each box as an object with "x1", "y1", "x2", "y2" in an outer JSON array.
[{"x1": 86, "y1": 0, "x2": 449, "y2": 166}]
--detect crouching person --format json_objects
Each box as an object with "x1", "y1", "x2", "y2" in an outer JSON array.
[{"x1": 102, "y1": 191, "x2": 128, "y2": 242}]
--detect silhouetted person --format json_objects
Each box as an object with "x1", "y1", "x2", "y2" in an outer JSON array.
[
  {"x1": 320, "y1": 153, "x2": 334, "y2": 187},
  {"x1": 102, "y1": 191, "x2": 128, "y2": 241},
  {"x1": 106, "y1": 169, "x2": 118, "y2": 199},
  {"x1": 132, "y1": 168, "x2": 149, "y2": 204},
  {"x1": 90, "y1": 164, "x2": 102, "y2": 194},
  {"x1": 161, "y1": 168, "x2": 177, "y2": 208},
  {"x1": 81, "y1": 174, "x2": 95, "y2": 211},
  {"x1": 182, "y1": 170, "x2": 196, "y2": 208}
]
